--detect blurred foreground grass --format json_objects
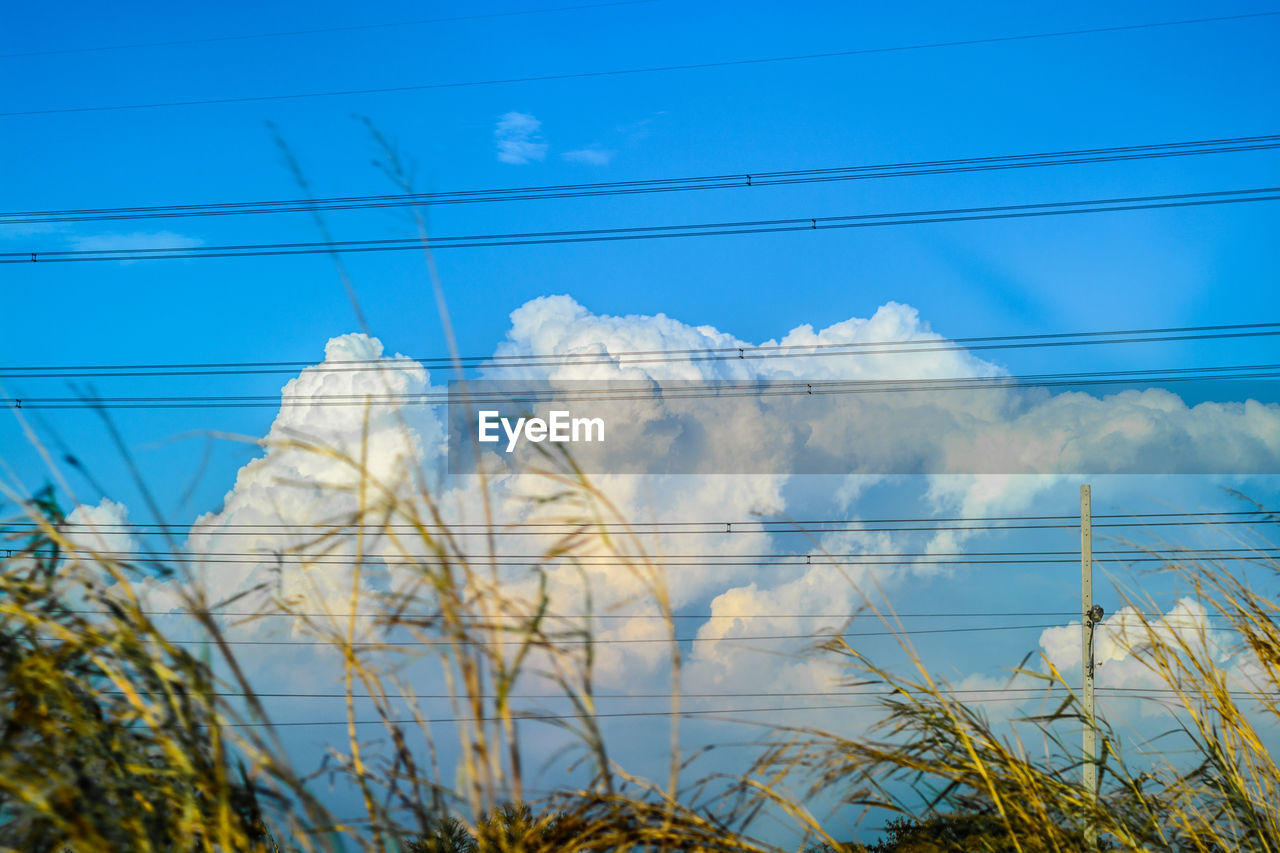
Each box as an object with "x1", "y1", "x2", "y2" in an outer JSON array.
[{"x1": 2, "y1": 447, "x2": 1278, "y2": 851}]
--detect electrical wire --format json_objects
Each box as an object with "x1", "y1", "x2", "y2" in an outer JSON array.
[
  {"x1": 12, "y1": 554, "x2": 1276, "y2": 571},
  {"x1": 0, "y1": 1, "x2": 660, "y2": 59},
  {"x1": 103, "y1": 686, "x2": 1271, "y2": 700},
  {"x1": 211, "y1": 687, "x2": 1275, "y2": 727},
  {"x1": 3, "y1": 321, "x2": 1277, "y2": 379},
  {"x1": 23, "y1": 508, "x2": 1274, "y2": 528},
  {"x1": 10, "y1": 510, "x2": 1275, "y2": 539},
  {"x1": 4, "y1": 11, "x2": 1275, "y2": 117},
  {"x1": 79, "y1": 622, "x2": 1070, "y2": 647},
  {"x1": 5, "y1": 134, "x2": 1277, "y2": 224},
  {"x1": 6, "y1": 187, "x2": 1280, "y2": 264},
  {"x1": 7, "y1": 362, "x2": 1280, "y2": 409},
  {"x1": 24, "y1": 607, "x2": 1266, "y2": 622},
  {"x1": 210, "y1": 701, "x2": 993, "y2": 727},
  {"x1": 52, "y1": 609, "x2": 1086, "y2": 620},
  {"x1": 32, "y1": 546, "x2": 1280, "y2": 562},
  {"x1": 18, "y1": 555, "x2": 1276, "y2": 574},
  {"x1": 23, "y1": 510, "x2": 1279, "y2": 534}
]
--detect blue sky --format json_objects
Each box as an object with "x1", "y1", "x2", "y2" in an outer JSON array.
[
  {"x1": 3, "y1": 0, "x2": 1280, "y2": 841},
  {"x1": 4, "y1": 0, "x2": 1280, "y2": 510}
]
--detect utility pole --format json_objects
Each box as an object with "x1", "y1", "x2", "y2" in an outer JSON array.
[{"x1": 1081, "y1": 484, "x2": 1103, "y2": 847}]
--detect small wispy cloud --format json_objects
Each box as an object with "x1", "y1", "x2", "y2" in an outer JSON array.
[
  {"x1": 66, "y1": 231, "x2": 204, "y2": 263},
  {"x1": 561, "y1": 146, "x2": 615, "y2": 166},
  {"x1": 71, "y1": 231, "x2": 203, "y2": 253},
  {"x1": 494, "y1": 112, "x2": 547, "y2": 165}
]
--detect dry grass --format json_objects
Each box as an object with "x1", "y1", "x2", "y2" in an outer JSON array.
[
  {"x1": 750, "y1": 528, "x2": 1280, "y2": 853},
  {"x1": 3, "y1": 430, "x2": 1278, "y2": 851}
]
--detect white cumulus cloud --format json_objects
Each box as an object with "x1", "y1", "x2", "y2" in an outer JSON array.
[
  {"x1": 62, "y1": 497, "x2": 137, "y2": 557},
  {"x1": 69, "y1": 297, "x2": 1280, "y2": 707},
  {"x1": 185, "y1": 333, "x2": 444, "y2": 625}
]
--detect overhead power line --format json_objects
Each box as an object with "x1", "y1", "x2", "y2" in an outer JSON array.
[
  {"x1": 11, "y1": 509, "x2": 1274, "y2": 536},
  {"x1": 0, "y1": 1, "x2": 660, "y2": 59},
  {"x1": 103, "y1": 622, "x2": 1067, "y2": 647},
  {"x1": 21, "y1": 555, "x2": 1275, "y2": 572},
  {"x1": 46, "y1": 607, "x2": 1254, "y2": 622},
  {"x1": 3, "y1": 11, "x2": 1275, "y2": 117},
  {"x1": 108, "y1": 686, "x2": 1257, "y2": 701},
  {"x1": 54, "y1": 609, "x2": 1089, "y2": 620},
  {"x1": 5, "y1": 134, "x2": 1277, "y2": 224},
  {"x1": 7, "y1": 187, "x2": 1278, "y2": 264},
  {"x1": 212, "y1": 701, "x2": 975, "y2": 727},
  {"x1": 40, "y1": 547, "x2": 1280, "y2": 562},
  {"x1": 27, "y1": 508, "x2": 1277, "y2": 530},
  {"x1": 3, "y1": 321, "x2": 1277, "y2": 379},
  {"x1": 8, "y1": 362, "x2": 1279, "y2": 409},
  {"x1": 21, "y1": 547, "x2": 1278, "y2": 570},
  {"x1": 214, "y1": 687, "x2": 1273, "y2": 728}
]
